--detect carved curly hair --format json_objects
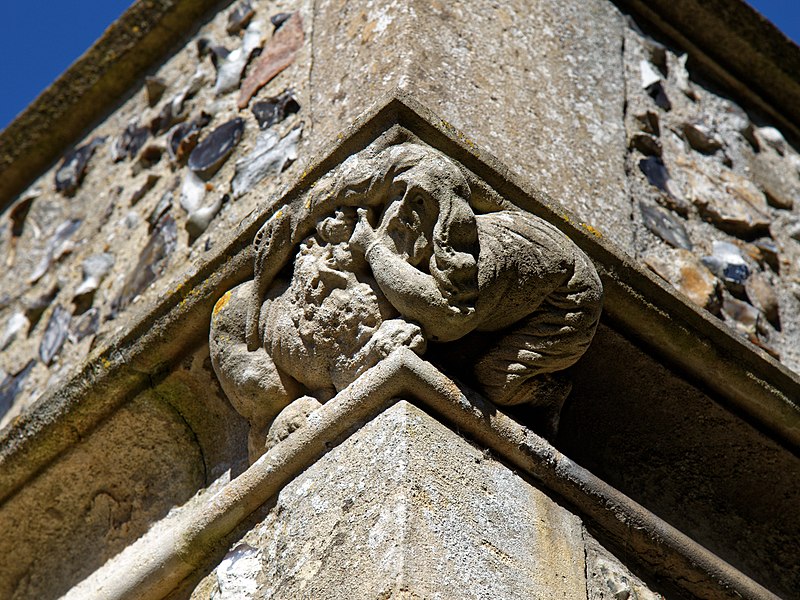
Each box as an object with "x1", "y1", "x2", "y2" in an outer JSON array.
[{"x1": 247, "y1": 143, "x2": 480, "y2": 348}]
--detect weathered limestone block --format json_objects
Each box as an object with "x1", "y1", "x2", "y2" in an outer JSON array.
[
  {"x1": 190, "y1": 401, "x2": 588, "y2": 599},
  {"x1": 0, "y1": 393, "x2": 205, "y2": 600},
  {"x1": 310, "y1": 0, "x2": 631, "y2": 248}
]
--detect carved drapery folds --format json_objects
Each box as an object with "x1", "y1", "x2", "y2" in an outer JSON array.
[{"x1": 210, "y1": 142, "x2": 603, "y2": 458}]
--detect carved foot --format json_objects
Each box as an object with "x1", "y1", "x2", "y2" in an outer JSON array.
[
  {"x1": 369, "y1": 319, "x2": 427, "y2": 360},
  {"x1": 262, "y1": 396, "x2": 323, "y2": 455}
]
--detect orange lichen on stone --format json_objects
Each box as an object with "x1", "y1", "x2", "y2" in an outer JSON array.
[
  {"x1": 581, "y1": 223, "x2": 602, "y2": 237},
  {"x1": 213, "y1": 290, "x2": 233, "y2": 316},
  {"x1": 237, "y1": 13, "x2": 304, "y2": 109}
]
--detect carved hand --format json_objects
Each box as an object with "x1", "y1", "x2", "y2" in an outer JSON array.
[{"x1": 349, "y1": 208, "x2": 377, "y2": 254}]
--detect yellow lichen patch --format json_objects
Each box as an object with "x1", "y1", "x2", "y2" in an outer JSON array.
[
  {"x1": 213, "y1": 290, "x2": 233, "y2": 317},
  {"x1": 581, "y1": 223, "x2": 602, "y2": 238}
]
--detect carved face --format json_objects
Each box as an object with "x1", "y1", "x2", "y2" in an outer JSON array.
[
  {"x1": 317, "y1": 207, "x2": 357, "y2": 244},
  {"x1": 378, "y1": 185, "x2": 437, "y2": 266}
]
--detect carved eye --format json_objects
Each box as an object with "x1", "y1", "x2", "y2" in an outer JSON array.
[{"x1": 412, "y1": 194, "x2": 425, "y2": 206}]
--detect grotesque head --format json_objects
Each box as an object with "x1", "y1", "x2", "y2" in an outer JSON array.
[{"x1": 385, "y1": 148, "x2": 478, "y2": 309}]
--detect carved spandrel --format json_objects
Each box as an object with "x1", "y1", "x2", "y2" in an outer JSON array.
[{"x1": 210, "y1": 142, "x2": 603, "y2": 459}]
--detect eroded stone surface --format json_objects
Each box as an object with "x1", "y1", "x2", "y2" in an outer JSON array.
[
  {"x1": 210, "y1": 142, "x2": 602, "y2": 459},
  {"x1": 585, "y1": 531, "x2": 664, "y2": 600},
  {"x1": 0, "y1": 393, "x2": 205, "y2": 600},
  {"x1": 189, "y1": 401, "x2": 588, "y2": 599}
]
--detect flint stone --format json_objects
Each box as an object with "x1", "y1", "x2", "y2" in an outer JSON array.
[
  {"x1": 188, "y1": 118, "x2": 244, "y2": 179},
  {"x1": 74, "y1": 253, "x2": 116, "y2": 298},
  {"x1": 231, "y1": 126, "x2": 301, "y2": 198},
  {"x1": 226, "y1": 0, "x2": 255, "y2": 35},
  {"x1": 0, "y1": 360, "x2": 35, "y2": 418},
  {"x1": 682, "y1": 162, "x2": 770, "y2": 238},
  {"x1": 148, "y1": 191, "x2": 173, "y2": 232},
  {"x1": 639, "y1": 157, "x2": 671, "y2": 191},
  {"x1": 28, "y1": 219, "x2": 82, "y2": 284},
  {"x1": 191, "y1": 401, "x2": 587, "y2": 599},
  {"x1": 638, "y1": 157, "x2": 685, "y2": 209},
  {"x1": 185, "y1": 194, "x2": 227, "y2": 243},
  {"x1": 180, "y1": 170, "x2": 209, "y2": 215},
  {"x1": 635, "y1": 110, "x2": 660, "y2": 136},
  {"x1": 113, "y1": 213, "x2": 177, "y2": 314},
  {"x1": 701, "y1": 241, "x2": 750, "y2": 294},
  {"x1": 39, "y1": 305, "x2": 72, "y2": 365},
  {"x1": 682, "y1": 120, "x2": 723, "y2": 154},
  {"x1": 721, "y1": 293, "x2": 760, "y2": 341},
  {"x1": 23, "y1": 282, "x2": 60, "y2": 330},
  {"x1": 167, "y1": 114, "x2": 211, "y2": 164},
  {"x1": 639, "y1": 201, "x2": 692, "y2": 250},
  {"x1": 150, "y1": 67, "x2": 207, "y2": 135},
  {"x1": 112, "y1": 122, "x2": 149, "y2": 162},
  {"x1": 214, "y1": 20, "x2": 264, "y2": 95},
  {"x1": 9, "y1": 188, "x2": 38, "y2": 238},
  {"x1": 747, "y1": 238, "x2": 780, "y2": 272},
  {"x1": 630, "y1": 132, "x2": 661, "y2": 156},
  {"x1": 0, "y1": 312, "x2": 30, "y2": 351},
  {"x1": 269, "y1": 12, "x2": 292, "y2": 30},
  {"x1": 69, "y1": 307, "x2": 100, "y2": 344},
  {"x1": 646, "y1": 81, "x2": 671, "y2": 110},
  {"x1": 145, "y1": 76, "x2": 167, "y2": 107},
  {"x1": 645, "y1": 249, "x2": 717, "y2": 310},
  {"x1": 251, "y1": 90, "x2": 300, "y2": 129},
  {"x1": 756, "y1": 126, "x2": 786, "y2": 155},
  {"x1": 674, "y1": 53, "x2": 696, "y2": 100},
  {"x1": 55, "y1": 137, "x2": 104, "y2": 195},
  {"x1": 640, "y1": 59, "x2": 661, "y2": 88},
  {"x1": 746, "y1": 272, "x2": 780, "y2": 330},
  {"x1": 751, "y1": 151, "x2": 797, "y2": 210},
  {"x1": 238, "y1": 12, "x2": 304, "y2": 108}
]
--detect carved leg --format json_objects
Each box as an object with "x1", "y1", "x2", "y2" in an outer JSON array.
[{"x1": 210, "y1": 282, "x2": 302, "y2": 461}]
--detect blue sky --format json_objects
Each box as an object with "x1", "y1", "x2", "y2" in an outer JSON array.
[{"x1": 0, "y1": 1, "x2": 798, "y2": 131}]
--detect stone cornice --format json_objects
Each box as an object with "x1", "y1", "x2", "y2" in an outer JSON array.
[{"x1": 1, "y1": 94, "x2": 798, "y2": 512}]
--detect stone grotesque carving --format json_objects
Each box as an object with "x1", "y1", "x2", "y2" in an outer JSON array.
[{"x1": 210, "y1": 142, "x2": 602, "y2": 458}]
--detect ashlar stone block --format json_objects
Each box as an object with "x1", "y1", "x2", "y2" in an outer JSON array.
[{"x1": 191, "y1": 400, "x2": 587, "y2": 599}]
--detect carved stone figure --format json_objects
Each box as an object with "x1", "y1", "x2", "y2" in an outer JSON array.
[{"x1": 210, "y1": 142, "x2": 603, "y2": 458}]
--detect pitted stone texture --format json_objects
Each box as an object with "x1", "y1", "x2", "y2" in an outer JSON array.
[
  {"x1": 310, "y1": 0, "x2": 630, "y2": 248},
  {"x1": 190, "y1": 401, "x2": 587, "y2": 599},
  {"x1": 584, "y1": 531, "x2": 664, "y2": 600},
  {"x1": 211, "y1": 142, "x2": 602, "y2": 459},
  {"x1": 0, "y1": 393, "x2": 205, "y2": 600}
]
